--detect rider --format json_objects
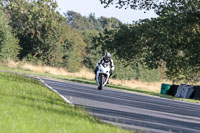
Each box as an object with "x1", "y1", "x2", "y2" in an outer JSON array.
[{"x1": 94, "y1": 52, "x2": 115, "y2": 83}]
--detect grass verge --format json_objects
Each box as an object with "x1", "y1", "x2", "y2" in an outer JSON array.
[
  {"x1": 0, "y1": 72, "x2": 131, "y2": 133},
  {"x1": 0, "y1": 65, "x2": 200, "y2": 104}
]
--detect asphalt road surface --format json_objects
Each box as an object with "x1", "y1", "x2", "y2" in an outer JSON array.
[{"x1": 41, "y1": 78, "x2": 200, "y2": 133}]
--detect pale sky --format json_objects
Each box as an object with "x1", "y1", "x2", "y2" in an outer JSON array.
[{"x1": 56, "y1": 0, "x2": 158, "y2": 24}]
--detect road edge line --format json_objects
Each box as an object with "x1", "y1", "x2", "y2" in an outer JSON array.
[{"x1": 36, "y1": 77, "x2": 74, "y2": 106}]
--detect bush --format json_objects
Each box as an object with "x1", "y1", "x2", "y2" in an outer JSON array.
[
  {"x1": 137, "y1": 64, "x2": 161, "y2": 82},
  {"x1": 111, "y1": 60, "x2": 161, "y2": 82},
  {"x1": 112, "y1": 60, "x2": 136, "y2": 80}
]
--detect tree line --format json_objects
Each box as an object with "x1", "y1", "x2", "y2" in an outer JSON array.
[
  {"x1": 65, "y1": 10, "x2": 161, "y2": 81},
  {"x1": 0, "y1": 0, "x2": 159, "y2": 82},
  {"x1": 0, "y1": 0, "x2": 86, "y2": 72},
  {"x1": 2, "y1": 0, "x2": 198, "y2": 82}
]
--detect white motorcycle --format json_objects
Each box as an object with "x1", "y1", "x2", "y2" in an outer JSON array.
[{"x1": 96, "y1": 63, "x2": 110, "y2": 90}]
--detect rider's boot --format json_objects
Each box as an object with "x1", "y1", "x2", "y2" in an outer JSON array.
[{"x1": 94, "y1": 67, "x2": 98, "y2": 81}]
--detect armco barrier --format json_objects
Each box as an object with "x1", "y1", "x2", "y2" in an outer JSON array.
[
  {"x1": 164, "y1": 84, "x2": 200, "y2": 100},
  {"x1": 194, "y1": 86, "x2": 200, "y2": 100},
  {"x1": 168, "y1": 85, "x2": 179, "y2": 96}
]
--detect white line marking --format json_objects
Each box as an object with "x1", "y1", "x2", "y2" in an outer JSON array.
[{"x1": 36, "y1": 77, "x2": 74, "y2": 106}]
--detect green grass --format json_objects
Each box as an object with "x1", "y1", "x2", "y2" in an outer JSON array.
[
  {"x1": 0, "y1": 72, "x2": 131, "y2": 133},
  {"x1": 0, "y1": 65, "x2": 200, "y2": 104}
]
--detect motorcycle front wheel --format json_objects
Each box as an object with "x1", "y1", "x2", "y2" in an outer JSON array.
[{"x1": 98, "y1": 75, "x2": 105, "y2": 90}]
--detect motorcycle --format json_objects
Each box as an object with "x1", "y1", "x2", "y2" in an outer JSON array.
[{"x1": 96, "y1": 63, "x2": 110, "y2": 90}]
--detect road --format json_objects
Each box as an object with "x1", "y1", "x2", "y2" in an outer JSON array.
[{"x1": 41, "y1": 78, "x2": 200, "y2": 133}]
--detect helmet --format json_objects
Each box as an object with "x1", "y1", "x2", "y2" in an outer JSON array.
[{"x1": 104, "y1": 52, "x2": 111, "y2": 62}]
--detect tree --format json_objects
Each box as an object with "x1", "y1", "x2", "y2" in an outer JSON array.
[
  {"x1": 2, "y1": 0, "x2": 65, "y2": 65},
  {"x1": 99, "y1": 17, "x2": 122, "y2": 30},
  {"x1": 64, "y1": 11, "x2": 93, "y2": 30},
  {"x1": 65, "y1": 10, "x2": 122, "y2": 31},
  {"x1": 60, "y1": 25, "x2": 86, "y2": 72},
  {"x1": 88, "y1": 13, "x2": 103, "y2": 31},
  {"x1": 93, "y1": 24, "x2": 145, "y2": 67},
  {"x1": 82, "y1": 30, "x2": 101, "y2": 69},
  {"x1": 0, "y1": 5, "x2": 20, "y2": 60},
  {"x1": 98, "y1": 0, "x2": 200, "y2": 82}
]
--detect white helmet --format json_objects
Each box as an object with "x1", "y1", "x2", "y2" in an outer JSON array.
[{"x1": 104, "y1": 52, "x2": 111, "y2": 62}]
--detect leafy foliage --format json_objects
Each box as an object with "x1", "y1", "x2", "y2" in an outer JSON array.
[
  {"x1": 65, "y1": 11, "x2": 122, "y2": 31},
  {"x1": 65, "y1": 11, "x2": 94, "y2": 30},
  {"x1": 61, "y1": 25, "x2": 86, "y2": 72},
  {"x1": 100, "y1": 0, "x2": 161, "y2": 10},
  {"x1": 0, "y1": 0, "x2": 175, "y2": 82},
  {"x1": 98, "y1": 0, "x2": 200, "y2": 82},
  {"x1": 82, "y1": 31, "x2": 101, "y2": 69},
  {"x1": 2, "y1": 0, "x2": 65, "y2": 65},
  {"x1": 1, "y1": 0, "x2": 87, "y2": 72},
  {"x1": 66, "y1": 11, "x2": 161, "y2": 81},
  {"x1": 0, "y1": 5, "x2": 20, "y2": 60}
]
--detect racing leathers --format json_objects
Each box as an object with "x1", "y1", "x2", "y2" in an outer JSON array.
[{"x1": 94, "y1": 56, "x2": 115, "y2": 81}]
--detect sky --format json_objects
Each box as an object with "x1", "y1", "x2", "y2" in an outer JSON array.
[{"x1": 56, "y1": 0, "x2": 158, "y2": 24}]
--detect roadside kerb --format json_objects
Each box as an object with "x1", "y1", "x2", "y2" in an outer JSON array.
[{"x1": 36, "y1": 77, "x2": 74, "y2": 106}]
